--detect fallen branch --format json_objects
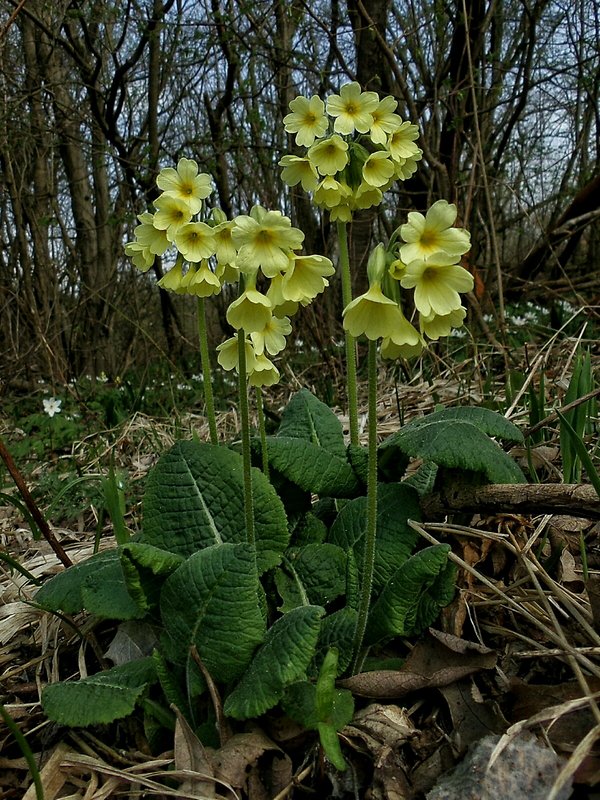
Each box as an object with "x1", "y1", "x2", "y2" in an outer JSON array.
[{"x1": 421, "y1": 483, "x2": 600, "y2": 521}]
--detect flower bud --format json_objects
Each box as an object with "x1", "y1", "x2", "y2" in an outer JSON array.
[{"x1": 367, "y1": 243, "x2": 387, "y2": 285}]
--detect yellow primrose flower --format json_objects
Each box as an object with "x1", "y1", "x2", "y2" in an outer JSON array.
[
  {"x1": 282, "y1": 254, "x2": 335, "y2": 302},
  {"x1": 248, "y1": 353, "x2": 280, "y2": 387},
  {"x1": 350, "y1": 182, "x2": 383, "y2": 211},
  {"x1": 233, "y1": 209, "x2": 305, "y2": 278},
  {"x1": 326, "y1": 82, "x2": 378, "y2": 135},
  {"x1": 174, "y1": 222, "x2": 216, "y2": 262},
  {"x1": 362, "y1": 151, "x2": 396, "y2": 187},
  {"x1": 157, "y1": 260, "x2": 184, "y2": 292},
  {"x1": 279, "y1": 155, "x2": 320, "y2": 192},
  {"x1": 156, "y1": 158, "x2": 212, "y2": 214},
  {"x1": 185, "y1": 261, "x2": 221, "y2": 297},
  {"x1": 307, "y1": 134, "x2": 349, "y2": 176},
  {"x1": 381, "y1": 336, "x2": 425, "y2": 360},
  {"x1": 369, "y1": 96, "x2": 403, "y2": 145},
  {"x1": 125, "y1": 242, "x2": 154, "y2": 271},
  {"x1": 283, "y1": 95, "x2": 328, "y2": 147},
  {"x1": 314, "y1": 176, "x2": 352, "y2": 208},
  {"x1": 343, "y1": 282, "x2": 405, "y2": 341},
  {"x1": 387, "y1": 122, "x2": 421, "y2": 161},
  {"x1": 213, "y1": 220, "x2": 237, "y2": 265},
  {"x1": 217, "y1": 334, "x2": 257, "y2": 373},
  {"x1": 392, "y1": 151, "x2": 423, "y2": 181},
  {"x1": 399, "y1": 200, "x2": 471, "y2": 262},
  {"x1": 133, "y1": 212, "x2": 170, "y2": 255},
  {"x1": 153, "y1": 194, "x2": 192, "y2": 239},
  {"x1": 420, "y1": 306, "x2": 467, "y2": 340},
  {"x1": 266, "y1": 273, "x2": 300, "y2": 318},
  {"x1": 226, "y1": 288, "x2": 272, "y2": 333},
  {"x1": 250, "y1": 315, "x2": 292, "y2": 356},
  {"x1": 400, "y1": 253, "x2": 474, "y2": 316},
  {"x1": 215, "y1": 260, "x2": 240, "y2": 284},
  {"x1": 329, "y1": 203, "x2": 353, "y2": 223}
]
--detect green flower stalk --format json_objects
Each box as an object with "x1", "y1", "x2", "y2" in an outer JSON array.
[
  {"x1": 197, "y1": 297, "x2": 218, "y2": 445},
  {"x1": 351, "y1": 337, "x2": 379, "y2": 672},
  {"x1": 337, "y1": 220, "x2": 360, "y2": 447},
  {"x1": 237, "y1": 327, "x2": 255, "y2": 546}
]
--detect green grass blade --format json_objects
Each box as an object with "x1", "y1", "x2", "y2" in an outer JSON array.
[
  {"x1": 0, "y1": 491, "x2": 42, "y2": 540},
  {"x1": 101, "y1": 467, "x2": 130, "y2": 545},
  {"x1": 556, "y1": 411, "x2": 600, "y2": 500},
  {"x1": 0, "y1": 702, "x2": 44, "y2": 800}
]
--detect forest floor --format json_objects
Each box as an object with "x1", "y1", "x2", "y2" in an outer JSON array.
[{"x1": 2, "y1": 300, "x2": 600, "y2": 799}]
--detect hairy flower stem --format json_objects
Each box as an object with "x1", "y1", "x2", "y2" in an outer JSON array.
[
  {"x1": 197, "y1": 297, "x2": 218, "y2": 445},
  {"x1": 255, "y1": 387, "x2": 270, "y2": 480},
  {"x1": 337, "y1": 220, "x2": 359, "y2": 447},
  {"x1": 237, "y1": 330, "x2": 255, "y2": 545},
  {"x1": 351, "y1": 339, "x2": 379, "y2": 673}
]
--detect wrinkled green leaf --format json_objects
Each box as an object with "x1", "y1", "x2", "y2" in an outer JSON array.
[
  {"x1": 277, "y1": 544, "x2": 347, "y2": 611},
  {"x1": 35, "y1": 549, "x2": 141, "y2": 620},
  {"x1": 42, "y1": 657, "x2": 156, "y2": 727},
  {"x1": 328, "y1": 483, "x2": 421, "y2": 594},
  {"x1": 367, "y1": 545, "x2": 455, "y2": 645},
  {"x1": 142, "y1": 440, "x2": 289, "y2": 573},
  {"x1": 381, "y1": 420, "x2": 526, "y2": 484},
  {"x1": 266, "y1": 437, "x2": 361, "y2": 497},
  {"x1": 399, "y1": 406, "x2": 524, "y2": 443},
  {"x1": 224, "y1": 605, "x2": 324, "y2": 719},
  {"x1": 403, "y1": 462, "x2": 439, "y2": 497},
  {"x1": 278, "y1": 388, "x2": 346, "y2": 456},
  {"x1": 160, "y1": 543, "x2": 265, "y2": 684},
  {"x1": 314, "y1": 608, "x2": 358, "y2": 676},
  {"x1": 120, "y1": 542, "x2": 184, "y2": 612}
]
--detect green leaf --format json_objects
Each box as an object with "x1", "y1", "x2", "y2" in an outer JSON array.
[
  {"x1": 400, "y1": 406, "x2": 524, "y2": 443},
  {"x1": 266, "y1": 437, "x2": 361, "y2": 497},
  {"x1": 291, "y1": 512, "x2": 327, "y2": 546},
  {"x1": 403, "y1": 462, "x2": 439, "y2": 497},
  {"x1": 279, "y1": 544, "x2": 347, "y2": 609},
  {"x1": 42, "y1": 657, "x2": 156, "y2": 727},
  {"x1": 119, "y1": 543, "x2": 184, "y2": 613},
  {"x1": 35, "y1": 549, "x2": 141, "y2": 620},
  {"x1": 367, "y1": 545, "x2": 456, "y2": 645},
  {"x1": 328, "y1": 483, "x2": 421, "y2": 594},
  {"x1": 282, "y1": 650, "x2": 353, "y2": 771},
  {"x1": 314, "y1": 608, "x2": 358, "y2": 676},
  {"x1": 277, "y1": 388, "x2": 346, "y2": 456},
  {"x1": 141, "y1": 440, "x2": 289, "y2": 574},
  {"x1": 346, "y1": 444, "x2": 368, "y2": 486},
  {"x1": 381, "y1": 420, "x2": 526, "y2": 484},
  {"x1": 224, "y1": 605, "x2": 324, "y2": 719},
  {"x1": 160, "y1": 543, "x2": 265, "y2": 684}
]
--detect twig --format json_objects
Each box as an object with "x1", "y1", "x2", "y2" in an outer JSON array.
[{"x1": 0, "y1": 435, "x2": 72, "y2": 568}]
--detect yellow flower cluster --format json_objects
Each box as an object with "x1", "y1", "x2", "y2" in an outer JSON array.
[
  {"x1": 343, "y1": 201, "x2": 473, "y2": 358},
  {"x1": 125, "y1": 160, "x2": 334, "y2": 386},
  {"x1": 280, "y1": 83, "x2": 422, "y2": 220}
]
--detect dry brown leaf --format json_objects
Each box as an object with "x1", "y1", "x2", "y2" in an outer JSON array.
[
  {"x1": 339, "y1": 630, "x2": 496, "y2": 698},
  {"x1": 439, "y1": 679, "x2": 506, "y2": 753},
  {"x1": 172, "y1": 705, "x2": 216, "y2": 799},
  {"x1": 344, "y1": 703, "x2": 416, "y2": 762},
  {"x1": 211, "y1": 729, "x2": 281, "y2": 792}
]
